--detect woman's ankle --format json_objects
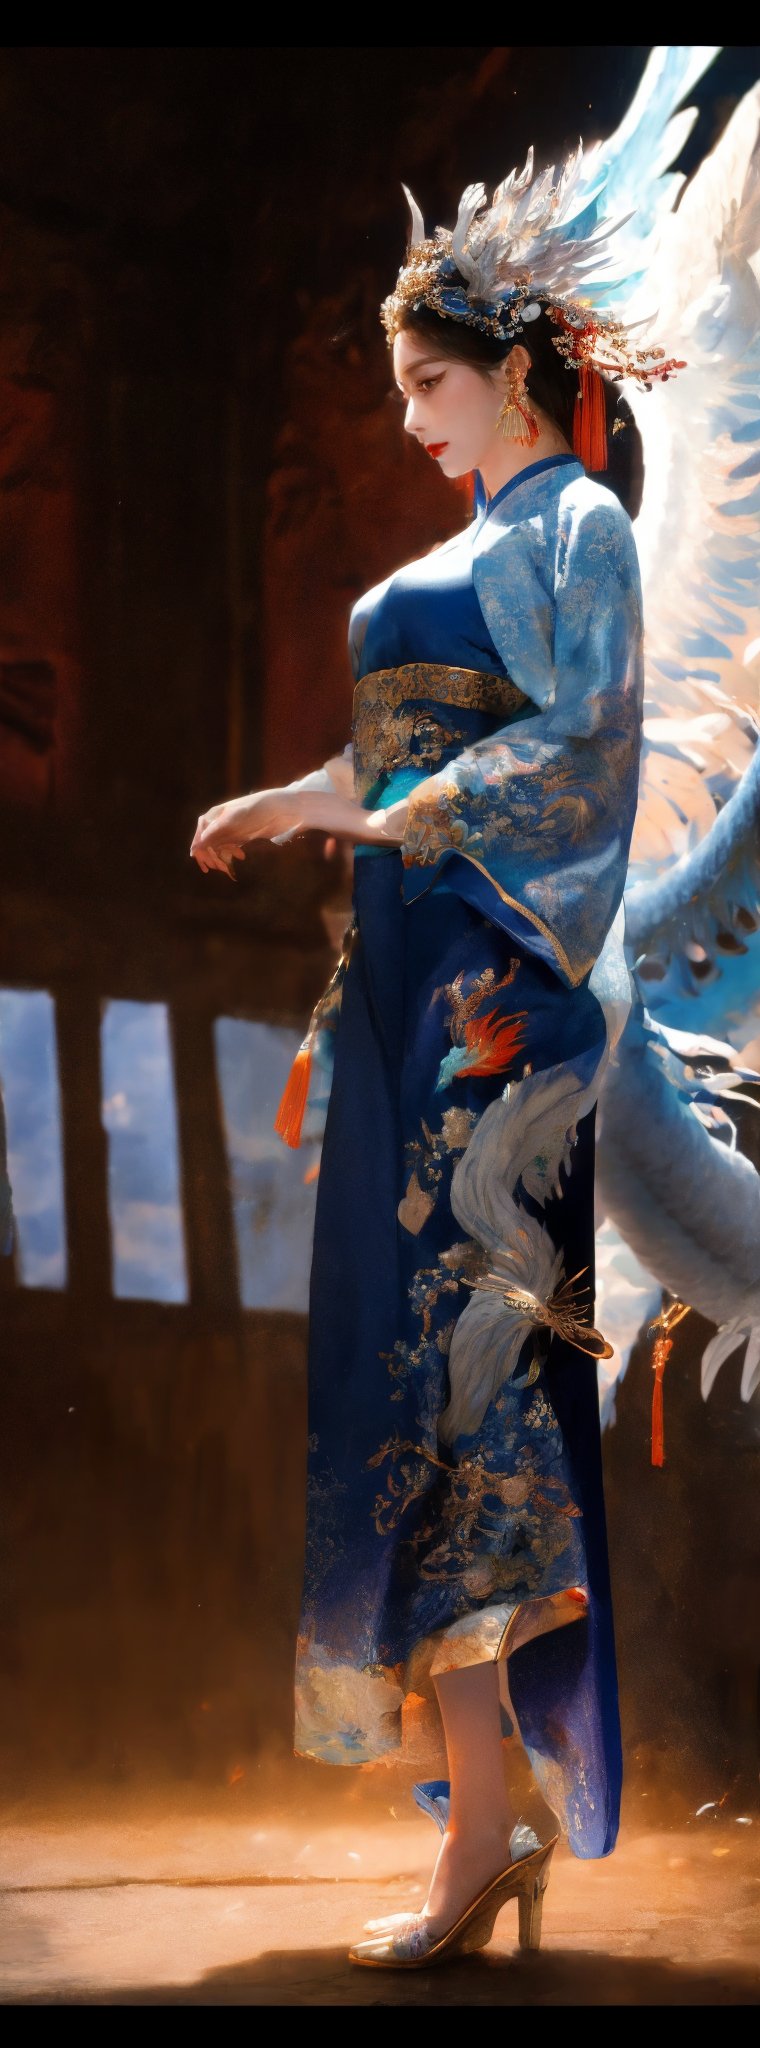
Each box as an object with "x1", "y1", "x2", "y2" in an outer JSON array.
[{"x1": 444, "y1": 1805, "x2": 517, "y2": 1854}]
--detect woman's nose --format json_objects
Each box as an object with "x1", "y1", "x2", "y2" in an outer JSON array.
[{"x1": 404, "y1": 398, "x2": 423, "y2": 438}]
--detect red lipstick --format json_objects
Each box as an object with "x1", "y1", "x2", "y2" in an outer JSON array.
[{"x1": 426, "y1": 441, "x2": 448, "y2": 458}]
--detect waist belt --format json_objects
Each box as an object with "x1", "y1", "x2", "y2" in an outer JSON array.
[{"x1": 352, "y1": 661, "x2": 527, "y2": 802}]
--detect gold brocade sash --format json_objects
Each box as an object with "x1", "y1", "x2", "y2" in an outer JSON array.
[
  {"x1": 352, "y1": 661, "x2": 528, "y2": 802},
  {"x1": 276, "y1": 663, "x2": 529, "y2": 1149}
]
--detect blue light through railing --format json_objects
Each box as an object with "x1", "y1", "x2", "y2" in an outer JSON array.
[
  {"x1": 214, "y1": 1018, "x2": 318, "y2": 1311},
  {"x1": 101, "y1": 999, "x2": 189, "y2": 1303},
  {"x1": 0, "y1": 987, "x2": 67, "y2": 1288}
]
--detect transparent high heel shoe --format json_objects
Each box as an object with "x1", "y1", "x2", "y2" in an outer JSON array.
[
  {"x1": 349, "y1": 1828, "x2": 557, "y2": 1968},
  {"x1": 349, "y1": 1586, "x2": 585, "y2": 1968},
  {"x1": 411, "y1": 1777, "x2": 542, "y2": 1856},
  {"x1": 359, "y1": 1783, "x2": 543, "y2": 1940}
]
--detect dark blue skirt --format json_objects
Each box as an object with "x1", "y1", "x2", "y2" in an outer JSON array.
[{"x1": 295, "y1": 845, "x2": 622, "y2": 1859}]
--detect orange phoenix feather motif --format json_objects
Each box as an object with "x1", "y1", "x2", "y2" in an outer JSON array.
[
  {"x1": 459, "y1": 1006, "x2": 529, "y2": 1079},
  {"x1": 436, "y1": 963, "x2": 528, "y2": 1090}
]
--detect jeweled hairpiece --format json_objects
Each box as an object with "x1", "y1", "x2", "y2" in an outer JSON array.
[
  {"x1": 380, "y1": 51, "x2": 709, "y2": 473},
  {"x1": 380, "y1": 161, "x2": 685, "y2": 397}
]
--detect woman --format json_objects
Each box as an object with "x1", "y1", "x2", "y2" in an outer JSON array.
[{"x1": 190, "y1": 138, "x2": 684, "y2": 1968}]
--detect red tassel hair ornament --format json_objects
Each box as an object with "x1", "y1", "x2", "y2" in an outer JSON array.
[{"x1": 573, "y1": 362, "x2": 608, "y2": 472}]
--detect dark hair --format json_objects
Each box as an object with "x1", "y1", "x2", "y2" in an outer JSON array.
[{"x1": 397, "y1": 299, "x2": 644, "y2": 519}]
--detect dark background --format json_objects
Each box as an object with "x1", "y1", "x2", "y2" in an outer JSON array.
[{"x1": 0, "y1": 45, "x2": 758, "y2": 1819}]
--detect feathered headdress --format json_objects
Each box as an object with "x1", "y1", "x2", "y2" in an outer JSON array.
[{"x1": 381, "y1": 46, "x2": 719, "y2": 463}]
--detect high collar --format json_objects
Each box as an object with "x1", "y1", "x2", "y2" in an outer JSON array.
[{"x1": 475, "y1": 454, "x2": 581, "y2": 522}]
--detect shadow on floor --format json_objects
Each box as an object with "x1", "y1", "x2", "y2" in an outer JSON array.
[{"x1": 10, "y1": 1947, "x2": 760, "y2": 2006}]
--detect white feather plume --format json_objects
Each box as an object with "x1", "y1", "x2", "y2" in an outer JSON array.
[
  {"x1": 402, "y1": 183, "x2": 426, "y2": 251},
  {"x1": 439, "y1": 1048, "x2": 610, "y2": 1444},
  {"x1": 450, "y1": 183, "x2": 488, "y2": 284},
  {"x1": 408, "y1": 48, "x2": 722, "y2": 315}
]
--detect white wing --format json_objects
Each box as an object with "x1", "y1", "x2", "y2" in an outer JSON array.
[
  {"x1": 569, "y1": 44, "x2": 722, "y2": 311},
  {"x1": 600, "y1": 79, "x2": 760, "y2": 1419},
  {"x1": 465, "y1": 46, "x2": 722, "y2": 310},
  {"x1": 628, "y1": 80, "x2": 760, "y2": 886},
  {"x1": 593, "y1": 1217, "x2": 662, "y2": 1428}
]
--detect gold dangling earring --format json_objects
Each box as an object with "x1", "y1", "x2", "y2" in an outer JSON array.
[{"x1": 497, "y1": 358, "x2": 540, "y2": 446}]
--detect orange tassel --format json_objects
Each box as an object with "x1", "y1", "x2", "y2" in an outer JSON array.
[
  {"x1": 273, "y1": 1039, "x2": 313, "y2": 1149},
  {"x1": 573, "y1": 363, "x2": 608, "y2": 472},
  {"x1": 648, "y1": 1302, "x2": 690, "y2": 1467}
]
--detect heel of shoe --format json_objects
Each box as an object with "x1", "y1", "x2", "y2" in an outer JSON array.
[
  {"x1": 517, "y1": 1873, "x2": 545, "y2": 1952},
  {"x1": 516, "y1": 1841, "x2": 555, "y2": 1954}
]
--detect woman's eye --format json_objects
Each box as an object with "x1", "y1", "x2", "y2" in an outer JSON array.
[{"x1": 390, "y1": 370, "x2": 445, "y2": 403}]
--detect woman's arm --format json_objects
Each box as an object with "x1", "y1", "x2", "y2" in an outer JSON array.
[
  {"x1": 189, "y1": 778, "x2": 414, "y2": 873},
  {"x1": 269, "y1": 744, "x2": 357, "y2": 843}
]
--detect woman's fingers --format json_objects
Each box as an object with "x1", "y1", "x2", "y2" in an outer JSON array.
[
  {"x1": 191, "y1": 846, "x2": 232, "y2": 876},
  {"x1": 208, "y1": 840, "x2": 246, "y2": 862},
  {"x1": 191, "y1": 835, "x2": 249, "y2": 877}
]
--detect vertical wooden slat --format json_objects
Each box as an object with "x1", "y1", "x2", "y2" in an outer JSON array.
[
  {"x1": 55, "y1": 986, "x2": 111, "y2": 1299},
  {"x1": 225, "y1": 382, "x2": 245, "y2": 799},
  {"x1": 169, "y1": 1003, "x2": 239, "y2": 1314}
]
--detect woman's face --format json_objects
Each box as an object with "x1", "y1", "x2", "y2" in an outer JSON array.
[{"x1": 393, "y1": 327, "x2": 507, "y2": 479}]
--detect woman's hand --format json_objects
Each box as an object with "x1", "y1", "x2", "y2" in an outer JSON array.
[
  {"x1": 190, "y1": 789, "x2": 307, "y2": 873},
  {"x1": 190, "y1": 786, "x2": 411, "y2": 876}
]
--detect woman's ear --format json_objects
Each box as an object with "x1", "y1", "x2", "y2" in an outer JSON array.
[{"x1": 505, "y1": 343, "x2": 532, "y2": 383}]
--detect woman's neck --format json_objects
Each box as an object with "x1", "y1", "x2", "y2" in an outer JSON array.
[{"x1": 478, "y1": 419, "x2": 573, "y2": 502}]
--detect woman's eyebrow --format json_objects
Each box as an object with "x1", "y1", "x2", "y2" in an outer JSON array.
[{"x1": 395, "y1": 355, "x2": 444, "y2": 388}]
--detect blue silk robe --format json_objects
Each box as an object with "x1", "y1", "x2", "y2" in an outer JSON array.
[{"x1": 293, "y1": 455, "x2": 643, "y2": 1859}]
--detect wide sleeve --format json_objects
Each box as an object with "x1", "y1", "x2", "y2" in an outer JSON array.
[{"x1": 399, "y1": 495, "x2": 645, "y2": 989}]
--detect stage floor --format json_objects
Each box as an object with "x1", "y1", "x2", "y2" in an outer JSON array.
[{"x1": 1, "y1": 1799, "x2": 758, "y2": 2005}]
